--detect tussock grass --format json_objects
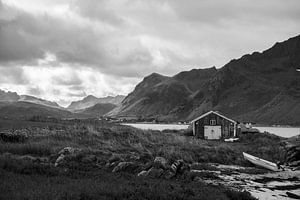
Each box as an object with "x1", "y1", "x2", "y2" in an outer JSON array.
[
  {"x1": 0, "y1": 120, "x2": 265, "y2": 200},
  {"x1": 0, "y1": 167, "x2": 256, "y2": 200},
  {"x1": 0, "y1": 142, "x2": 52, "y2": 156},
  {"x1": 1, "y1": 121, "x2": 285, "y2": 165}
]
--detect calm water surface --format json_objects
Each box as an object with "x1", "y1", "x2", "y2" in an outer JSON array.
[
  {"x1": 254, "y1": 126, "x2": 300, "y2": 138},
  {"x1": 123, "y1": 123, "x2": 300, "y2": 138}
]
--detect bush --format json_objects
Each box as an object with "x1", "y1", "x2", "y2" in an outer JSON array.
[{"x1": 0, "y1": 131, "x2": 28, "y2": 143}]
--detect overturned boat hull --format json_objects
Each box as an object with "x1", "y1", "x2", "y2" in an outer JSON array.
[{"x1": 243, "y1": 152, "x2": 281, "y2": 172}]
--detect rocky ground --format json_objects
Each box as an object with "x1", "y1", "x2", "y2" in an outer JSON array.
[{"x1": 2, "y1": 145, "x2": 300, "y2": 199}]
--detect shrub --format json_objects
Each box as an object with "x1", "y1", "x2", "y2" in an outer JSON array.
[{"x1": 0, "y1": 131, "x2": 28, "y2": 143}]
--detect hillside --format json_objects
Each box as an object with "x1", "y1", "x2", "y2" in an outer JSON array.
[
  {"x1": 19, "y1": 95, "x2": 61, "y2": 108},
  {"x1": 0, "y1": 90, "x2": 61, "y2": 108},
  {"x1": 114, "y1": 35, "x2": 300, "y2": 125},
  {"x1": 76, "y1": 103, "x2": 117, "y2": 117},
  {"x1": 67, "y1": 95, "x2": 125, "y2": 111},
  {"x1": 0, "y1": 101, "x2": 74, "y2": 120},
  {"x1": 0, "y1": 90, "x2": 20, "y2": 102}
]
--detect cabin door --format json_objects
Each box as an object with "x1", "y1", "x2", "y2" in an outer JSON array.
[{"x1": 204, "y1": 126, "x2": 221, "y2": 139}]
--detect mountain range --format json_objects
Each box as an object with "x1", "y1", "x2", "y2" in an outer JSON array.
[
  {"x1": 0, "y1": 35, "x2": 299, "y2": 125},
  {"x1": 0, "y1": 90, "x2": 124, "y2": 119},
  {"x1": 112, "y1": 35, "x2": 300, "y2": 125},
  {"x1": 67, "y1": 95, "x2": 125, "y2": 111},
  {"x1": 0, "y1": 90, "x2": 61, "y2": 108}
]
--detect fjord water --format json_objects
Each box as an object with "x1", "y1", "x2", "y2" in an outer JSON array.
[
  {"x1": 254, "y1": 126, "x2": 300, "y2": 138},
  {"x1": 123, "y1": 123, "x2": 300, "y2": 138}
]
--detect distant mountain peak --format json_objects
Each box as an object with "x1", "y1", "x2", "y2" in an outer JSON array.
[{"x1": 67, "y1": 95, "x2": 125, "y2": 111}]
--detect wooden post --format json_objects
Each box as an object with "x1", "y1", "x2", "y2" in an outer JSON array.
[
  {"x1": 193, "y1": 122, "x2": 196, "y2": 136},
  {"x1": 233, "y1": 123, "x2": 236, "y2": 137}
]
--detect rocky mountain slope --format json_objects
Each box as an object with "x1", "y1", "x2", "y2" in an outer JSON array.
[
  {"x1": 67, "y1": 95, "x2": 125, "y2": 111},
  {"x1": 19, "y1": 95, "x2": 61, "y2": 108},
  {"x1": 0, "y1": 89, "x2": 60, "y2": 108},
  {"x1": 114, "y1": 35, "x2": 300, "y2": 125},
  {"x1": 76, "y1": 103, "x2": 117, "y2": 117}
]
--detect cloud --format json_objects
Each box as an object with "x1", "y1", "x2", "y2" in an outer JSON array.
[
  {"x1": 0, "y1": 67, "x2": 28, "y2": 84},
  {"x1": 27, "y1": 86, "x2": 42, "y2": 96},
  {"x1": 0, "y1": 0, "x2": 299, "y2": 106}
]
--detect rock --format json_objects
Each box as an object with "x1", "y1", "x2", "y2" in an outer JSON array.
[
  {"x1": 58, "y1": 147, "x2": 77, "y2": 155},
  {"x1": 170, "y1": 159, "x2": 183, "y2": 173},
  {"x1": 36, "y1": 157, "x2": 49, "y2": 163},
  {"x1": 138, "y1": 170, "x2": 149, "y2": 177},
  {"x1": 129, "y1": 154, "x2": 140, "y2": 161},
  {"x1": 285, "y1": 143, "x2": 300, "y2": 165},
  {"x1": 147, "y1": 167, "x2": 164, "y2": 178},
  {"x1": 153, "y1": 157, "x2": 168, "y2": 169},
  {"x1": 289, "y1": 160, "x2": 300, "y2": 167},
  {"x1": 55, "y1": 154, "x2": 65, "y2": 167},
  {"x1": 112, "y1": 162, "x2": 139, "y2": 173},
  {"x1": 19, "y1": 155, "x2": 38, "y2": 162}
]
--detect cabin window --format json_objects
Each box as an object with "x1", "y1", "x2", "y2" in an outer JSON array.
[{"x1": 210, "y1": 119, "x2": 216, "y2": 125}]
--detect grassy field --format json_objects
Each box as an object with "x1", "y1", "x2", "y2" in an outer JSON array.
[{"x1": 0, "y1": 118, "x2": 285, "y2": 199}]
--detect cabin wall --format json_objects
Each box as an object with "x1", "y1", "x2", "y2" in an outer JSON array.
[{"x1": 193, "y1": 113, "x2": 236, "y2": 139}]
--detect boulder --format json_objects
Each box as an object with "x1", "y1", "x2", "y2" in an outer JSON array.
[
  {"x1": 138, "y1": 170, "x2": 149, "y2": 177},
  {"x1": 19, "y1": 155, "x2": 38, "y2": 162},
  {"x1": 289, "y1": 160, "x2": 300, "y2": 167},
  {"x1": 153, "y1": 157, "x2": 168, "y2": 169},
  {"x1": 170, "y1": 159, "x2": 184, "y2": 173},
  {"x1": 284, "y1": 143, "x2": 300, "y2": 166},
  {"x1": 55, "y1": 154, "x2": 66, "y2": 167},
  {"x1": 58, "y1": 147, "x2": 78, "y2": 155},
  {"x1": 112, "y1": 162, "x2": 140, "y2": 173}
]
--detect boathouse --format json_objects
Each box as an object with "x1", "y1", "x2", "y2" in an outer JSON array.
[{"x1": 191, "y1": 111, "x2": 238, "y2": 139}]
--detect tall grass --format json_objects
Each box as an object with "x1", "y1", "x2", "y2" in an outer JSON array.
[
  {"x1": 0, "y1": 121, "x2": 285, "y2": 166},
  {"x1": 0, "y1": 142, "x2": 52, "y2": 156}
]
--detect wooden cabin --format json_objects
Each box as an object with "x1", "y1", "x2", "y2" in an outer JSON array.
[{"x1": 191, "y1": 111, "x2": 238, "y2": 139}]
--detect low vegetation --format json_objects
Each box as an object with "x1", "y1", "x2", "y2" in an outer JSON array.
[{"x1": 0, "y1": 118, "x2": 285, "y2": 199}]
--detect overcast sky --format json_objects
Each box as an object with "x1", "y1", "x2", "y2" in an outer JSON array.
[{"x1": 0, "y1": 0, "x2": 300, "y2": 106}]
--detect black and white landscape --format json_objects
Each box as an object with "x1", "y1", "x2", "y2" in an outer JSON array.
[{"x1": 0, "y1": 0, "x2": 300, "y2": 200}]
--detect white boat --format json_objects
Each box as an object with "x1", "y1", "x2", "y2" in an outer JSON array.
[
  {"x1": 224, "y1": 138, "x2": 239, "y2": 142},
  {"x1": 243, "y1": 152, "x2": 281, "y2": 171}
]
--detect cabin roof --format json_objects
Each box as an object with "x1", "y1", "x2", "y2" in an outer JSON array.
[{"x1": 190, "y1": 110, "x2": 237, "y2": 124}]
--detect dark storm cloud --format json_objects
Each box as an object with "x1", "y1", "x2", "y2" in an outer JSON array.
[
  {"x1": 0, "y1": 0, "x2": 300, "y2": 80},
  {"x1": 0, "y1": 1, "x2": 107, "y2": 66}
]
